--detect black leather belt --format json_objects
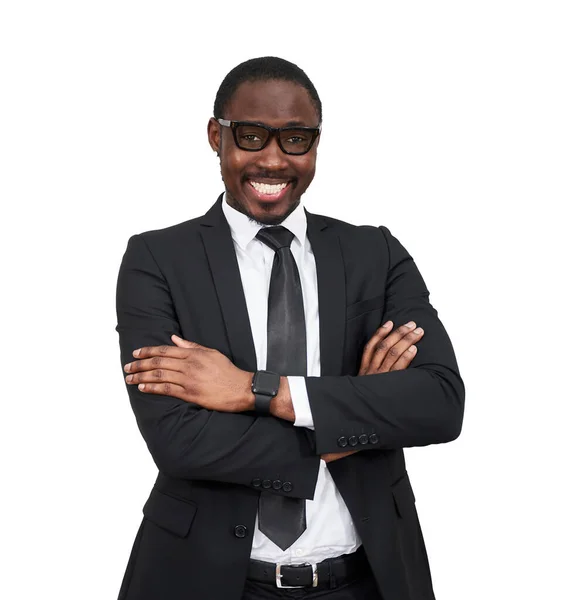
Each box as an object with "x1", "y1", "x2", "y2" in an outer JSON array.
[{"x1": 247, "y1": 546, "x2": 368, "y2": 589}]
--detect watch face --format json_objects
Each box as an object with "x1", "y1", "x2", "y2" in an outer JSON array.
[{"x1": 253, "y1": 371, "x2": 279, "y2": 396}]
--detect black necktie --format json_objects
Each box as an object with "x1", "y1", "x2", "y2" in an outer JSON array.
[{"x1": 255, "y1": 226, "x2": 307, "y2": 550}]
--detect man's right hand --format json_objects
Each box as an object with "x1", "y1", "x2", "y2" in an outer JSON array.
[
  {"x1": 358, "y1": 320, "x2": 424, "y2": 375},
  {"x1": 322, "y1": 320, "x2": 424, "y2": 464}
]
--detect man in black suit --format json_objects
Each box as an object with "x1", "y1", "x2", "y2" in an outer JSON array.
[{"x1": 116, "y1": 57, "x2": 464, "y2": 600}]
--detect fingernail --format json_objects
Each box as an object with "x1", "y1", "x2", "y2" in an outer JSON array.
[
  {"x1": 133, "y1": 348, "x2": 140, "y2": 357},
  {"x1": 414, "y1": 327, "x2": 423, "y2": 334},
  {"x1": 124, "y1": 363, "x2": 131, "y2": 372},
  {"x1": 382, "y1": 321, "x2": 392, "y2": 328},
  {"x1": 406, "y1": 321, "x2": 416, "y2": 328},
  {"x1": 125, "y1": 374, "x2": 133, "y2": 383},
  {"x1": 138, "y1": 383, "x2": 145, "y2": 390},
  {"x1": 172, "y1": 334, "x2": 181, "y2": 340},
  {"x1": 408, "y1": 345, "x2": 417, "y2": 353}
]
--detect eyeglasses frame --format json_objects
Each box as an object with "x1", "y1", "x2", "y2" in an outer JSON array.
[{"x1": 216, "y1": 118, "x2": 321, "y2": 155}]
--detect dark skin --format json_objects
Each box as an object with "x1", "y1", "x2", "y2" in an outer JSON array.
[
  {"x1": 125, "y1": 79, "x2": 426, "y2": 462},
  {"x1": 207, "y1": 79, "x2": 319, "y2": 226},
  {"x1": 124, "y1": 322, "x2": 425, "y2": 462}
]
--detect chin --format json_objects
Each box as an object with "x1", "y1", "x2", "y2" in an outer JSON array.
[
  {"x1": 253, "y1": 201, "x2": 299, "y2": 226},
  {"x1": 229, "y1": 192, "x2": 301, "y2": 226}
]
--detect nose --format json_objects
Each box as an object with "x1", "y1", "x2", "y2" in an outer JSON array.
[{"x1": 254, "y1": 133, "x2": 289, "y2": 171}]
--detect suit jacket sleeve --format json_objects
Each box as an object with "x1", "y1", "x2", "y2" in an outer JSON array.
[
  {"x1": 306, "y1": 225, "x2": 465, "y2": 455},
  {"x1": 116, "y1": 234, "x2": 320, "y2": 499}
]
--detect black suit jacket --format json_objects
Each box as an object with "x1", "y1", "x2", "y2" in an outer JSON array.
[{"x1": 115, "y1": 195, "x2": 464, "y2": 600}]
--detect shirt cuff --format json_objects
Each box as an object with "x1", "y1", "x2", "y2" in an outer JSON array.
[{"x1": 288, "y1": 376, "x2": 315, "y2": 430}]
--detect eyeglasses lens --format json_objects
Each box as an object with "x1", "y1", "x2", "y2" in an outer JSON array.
[{"x1": 234, "y1": 124, "x2": 314, "y2": 154}]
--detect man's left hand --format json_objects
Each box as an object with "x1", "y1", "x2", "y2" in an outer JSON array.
[{"x1": 124, "y1": 335, "x2": 253, "y2": 412}]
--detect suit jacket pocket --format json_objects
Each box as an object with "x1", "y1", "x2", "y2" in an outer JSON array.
[
  {"x1": 391, "y1": 472, "x2": 416, "y2": 518},
  {"x1": 346, "y1": 294, "x2": 385, "y2": 320},
  {"x1": 143, "y1": 487, "x2": 197, "y2": 537}
]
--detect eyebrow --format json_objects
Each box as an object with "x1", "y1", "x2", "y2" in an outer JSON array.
[{"x1": 240, "y1": 119, "x2": 317, "y2": 128}]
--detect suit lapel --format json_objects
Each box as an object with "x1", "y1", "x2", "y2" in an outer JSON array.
[
  {"x1": 198, "y1": 196, "x2": 346, "y2": 377},
  {"x1": 199, "y1": 195, "x2": 257, "y2": 372},
  {"x1": 306, "y1": 210, "x2": 346, "y2": 376}
]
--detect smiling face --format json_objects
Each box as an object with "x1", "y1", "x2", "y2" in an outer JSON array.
[{"x1": 208, "y1": 79, "x2": 321, "y2": 225}]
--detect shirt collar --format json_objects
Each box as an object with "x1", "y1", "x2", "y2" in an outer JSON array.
[{"x1": 221, "y1": 192, "x2": 307, "y2": 252}]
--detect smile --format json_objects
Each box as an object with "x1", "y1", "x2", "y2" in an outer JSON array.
[{"x1": 249, "y1": 181, "x2": 288, "y2": 195}]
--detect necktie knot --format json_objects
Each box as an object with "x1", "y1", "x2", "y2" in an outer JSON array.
[{"x1": 256, "y1": 226, "x2": 295, "y2": 251}]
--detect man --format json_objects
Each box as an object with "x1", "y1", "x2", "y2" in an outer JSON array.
[{"x1": 115, "y1": 57, "x2": 464, "y2": 600}]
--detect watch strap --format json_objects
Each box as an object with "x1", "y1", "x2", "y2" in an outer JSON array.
[
  {"x1": 254, "y1": 392, "x2": 273, "y2": 415},
  {"x1": 252, "y1": 370, "x2": 280, "y2": 415}
]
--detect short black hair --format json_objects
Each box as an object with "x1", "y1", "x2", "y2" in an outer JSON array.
[{"x1": 213, "y1": 56, "x2": 322, "y2": 123}]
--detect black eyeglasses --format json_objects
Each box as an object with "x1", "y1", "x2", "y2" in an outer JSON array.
[{"x1": 216, "y1": 119, "x2": 321, "y2": 155}]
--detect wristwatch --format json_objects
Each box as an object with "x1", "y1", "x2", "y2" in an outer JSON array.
[{"x1": 251, "y1": 370, "x2": 280, "y2": 414}]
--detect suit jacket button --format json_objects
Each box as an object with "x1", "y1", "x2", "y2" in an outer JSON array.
[
  {"x1": 272, "y1": 479, "x2": 282, "y2": 490},
  {"x1": 262, "y1": 479, "x2": 272, "y2": 489},
  {"x1": 282, "y1": 481, "x2": 293, "y2": 492},
  {"x1": 348, "y1": 435, "x2": 358, "y2": 447},
  {"x1": 252, "y1": 478, "x2": 262, "y2": 488},
  {"x1": 359, "y1": 434, "x2": 369, "y2": 445},
  {"x1": 234, "y1": 525, "x2": 248, "y2": 538},
  {"x1": 337, "y1": 436, "x2": 348, "y2": 448},
  {"x1": 369, "y1": 433, "x2": 379, "y2": 444}
]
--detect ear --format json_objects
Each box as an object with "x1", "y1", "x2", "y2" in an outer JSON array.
[
  {"x1": 314, "y1": 130, "x2": 321, "y2": 151},
  {"x1": 207, "y1": 117, "x2": 221, "y2": 155}
]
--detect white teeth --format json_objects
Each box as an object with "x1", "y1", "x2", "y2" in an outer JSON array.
[{"x1": 249, "y1": 181, "x2": 288, "y2": 195}]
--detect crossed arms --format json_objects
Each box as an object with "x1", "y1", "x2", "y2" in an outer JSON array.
[{"x1": 116, "y1": 227, "x2": 464, "y2": 498}]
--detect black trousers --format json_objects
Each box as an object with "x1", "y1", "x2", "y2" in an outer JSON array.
[{"x1": 241, "y1": 571, "x2": 382, "y2": 599}]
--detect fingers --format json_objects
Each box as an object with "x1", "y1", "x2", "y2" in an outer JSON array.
[
  {"x1": 389, "y1": 344, "x2": 417, "y2": 371},
  {"x1": 359, "y1": 320, "x2": 409, "y2": 375},
  {"x1": 360, "y1": 321, "x2": 424, "y2": 375},
  {"x1": 369, "y1": 321, "x2": 421, "y2": 373},
  {"x1": 131, "y1": 335, "x2": 206, "y2": 359},
  {"x1": 171, "y1": 334, "x2": 205, "y2": 349},
  {"x1": 132, "y1": 344, "x2": 188, "y2": 359},
  {"x1": 124, "y1": 356, "x2": 188, "y2": 375},
  {"x1": 375, "y1": 324, "x2": 423, "y2": 373},
  {"x1": 134, "y1": 380, "x2": 188, "y2": 400},
  {"x1": 321, "y1": 450, "x2": 358, "y2": 463},
  {"x1": 126, "y1": 337, "x2": 212, "y2": 376},
  {"x1": 124, "y1": 363, "x2": 188, "y2": 392},
  {"x1": 358, "y1": 321, "x2": 393, "y2": 375}
]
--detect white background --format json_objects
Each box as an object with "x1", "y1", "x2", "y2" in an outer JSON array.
[{"x1": 1, "y1": 1, "x2": 571, "y2": 598}]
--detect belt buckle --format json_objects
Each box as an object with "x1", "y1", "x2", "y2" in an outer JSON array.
[{"x1": 275, "y1": 563, "x2": 318, "y2": 588}]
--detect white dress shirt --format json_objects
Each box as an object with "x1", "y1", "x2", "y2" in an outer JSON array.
[{"x1": 221, "y1": 195, "x2": 362, "y2": 565}]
